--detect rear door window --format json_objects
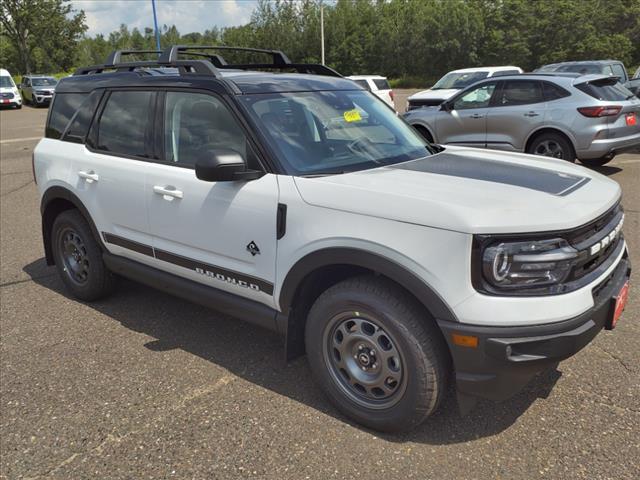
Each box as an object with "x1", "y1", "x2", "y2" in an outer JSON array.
[
  {"x1": 575, "y1": 80, "x2": 633, "y2": 101},
  {"x1": 496, "y1": 80, "x2": 544, "y2": 106},
  {"x1": 352, "y1": 79, "x2": 371, "y2": 91},
  {"x1": 373, "y1": 79, "x2": 390, "y2": 90},
  {"x1": 96, "y1": 91, "x2": 154, "y2": 158}
]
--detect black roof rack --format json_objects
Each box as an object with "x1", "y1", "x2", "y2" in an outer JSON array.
[
  {"x1": 160, "y1": 45, "x2": 292, "y2": 65},
  {"x1": 104, "y1": 49, "x2": 162, "y2": 65},
  {"x1": 72, "y1": 45, "x2": 341, "y2": 78},
  {"x1": 160, "y1": 45, "x2": 342, "y2": 77}
]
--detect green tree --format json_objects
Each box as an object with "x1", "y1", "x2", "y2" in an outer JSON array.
[{"x1": 0, "y1": 0, "x2": 86, "y2": 74}]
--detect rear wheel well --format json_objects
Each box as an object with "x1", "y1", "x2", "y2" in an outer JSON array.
[
  {"x1": 525, "y1": 128, "x2": 576, "y2": 158},
  {"x1": 42, "y1": 198, "x2": 78, "y2": 265},
  {"x1": 284, "y1": 265, "x2": 451, "y2": 365}
]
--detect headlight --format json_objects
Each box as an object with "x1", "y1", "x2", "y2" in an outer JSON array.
[{"x1": 480, "y1": 238, "x2": 578, "y2": 293}]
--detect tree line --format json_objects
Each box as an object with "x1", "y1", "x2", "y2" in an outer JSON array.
[{"x1": 2, "y1": 0, "x2": 639, "y2": 85}]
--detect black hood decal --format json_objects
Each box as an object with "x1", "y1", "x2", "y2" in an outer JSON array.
[{"x1": 390, "y1": 154, "x2": 590, "y2": 196}]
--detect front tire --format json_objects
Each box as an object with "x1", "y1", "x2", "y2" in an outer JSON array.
[
  {"x1": 527, "y1": 132, "x2": 575, "y2": 162},
  {"x1": 51, "y1": 210, "x2": 117, "y2": 301},
  {"x1": 305, "y1": 276, "x2": 450, "y2": 432}
]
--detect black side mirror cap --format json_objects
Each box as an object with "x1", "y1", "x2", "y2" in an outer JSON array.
[
  {"x1": 195, "y1": 149, "x2": 263, "y2": 182},
  {"x1": 440, "y1": 101, "x2": 452, "y2": 112}
]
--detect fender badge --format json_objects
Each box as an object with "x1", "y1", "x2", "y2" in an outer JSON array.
[{"x1": 247, "y1": 241, "x2": 260, "y2": 256}]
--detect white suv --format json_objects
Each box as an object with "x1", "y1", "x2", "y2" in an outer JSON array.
[
  {"x1": 347, "y1": 75, "x2": 395, "y2": 109},
  {"x1": 34, "y1": 47, "x2": 631, "y2": 432}
]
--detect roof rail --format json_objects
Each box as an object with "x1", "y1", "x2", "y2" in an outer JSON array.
[
  {"x1": 160, "y1": 45, "x2": 292, "y2": 65},
  {"x1": 104, "y1": 50, "x2": 162, "y2": 65},
  {"x1": 73, "y1": 59, "x2": 219, "y2": 76},
  {"x1": 160, "y1": 44, "x2": 341, "y2": 77}
]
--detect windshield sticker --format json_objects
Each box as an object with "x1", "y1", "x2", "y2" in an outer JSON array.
[{"x1": 343, "y1": 109, "x2": 362, "y2": 123}]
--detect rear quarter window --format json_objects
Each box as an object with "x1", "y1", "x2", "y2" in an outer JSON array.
[
  {"x1": 46, "y1": 93, "x2": 88, "y2": 139},
  {"x1": 575, "y1": 81, "x2": 633, "y2": 101},
  {"x1": 62, "y1": 91, "x2": 102, "y2": 144},
  {"x1": 373, "y1": 79, "x2": 390, "y2": 90},
  {"x1": 543, "y1": 82, "x2": 571, "y2": 101}
]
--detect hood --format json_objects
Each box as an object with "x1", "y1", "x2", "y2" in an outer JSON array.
[
  {"x1": 0, "y1": 86, "x2": 18, "y2": 94},
  {"x1": 293, "y1": 147, "x2": 621, "y2": 234},
  {"x1": 408, "y1": 89, "x2": 459, "y2": 101}
]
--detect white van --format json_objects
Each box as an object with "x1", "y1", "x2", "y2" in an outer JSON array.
[
  {"x1": 0, "y1": 69, "x2": 23, "y2": 109},
  {"x1": 347, "y1": 75, "x2": 395, "y2": 110}
]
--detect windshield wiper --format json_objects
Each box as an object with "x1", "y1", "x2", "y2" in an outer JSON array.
[
  {"x1": 625, "y1": 94, "x2": 637, "y2": 100},
  {"x1": 299, "y1": 171, "x2": 347, "y2": 178}
]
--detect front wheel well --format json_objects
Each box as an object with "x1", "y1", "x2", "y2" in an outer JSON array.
[{"x1": 283, "y1": 262, "x2": 452, "y2": 364}]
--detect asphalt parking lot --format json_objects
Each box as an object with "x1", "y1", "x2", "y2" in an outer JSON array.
[{"x1": 1, "y1": 94, "x2": 639, "y2": 480}]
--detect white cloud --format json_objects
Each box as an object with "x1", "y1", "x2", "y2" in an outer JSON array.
[{"x1": 71, "y1": 0, "x2": 257, "y2": 36}]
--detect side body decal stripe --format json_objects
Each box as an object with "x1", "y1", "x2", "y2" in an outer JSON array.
[{"x1": 102, "y1": 232, "x2": 274, "y2": 295}]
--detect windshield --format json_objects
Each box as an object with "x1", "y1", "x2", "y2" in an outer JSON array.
[
  {"x1": 32, "y1": 77, "x2": 57, "y2": 86},
  {"x1": 241, "y1": 90, "x2": 433, "y2": 176},
  {"x1": 433, "y1": 71, "x2": 489, "y2": 89},
  {"x1": 556, "y1": 64, "x2": 602, "y2": 75},
  {"x1": 0, "y1": 76, "x2": 15, "y2": 88}
]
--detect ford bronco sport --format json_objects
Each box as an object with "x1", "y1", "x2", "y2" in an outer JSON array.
[{"x1": 34, "y1": 46, "x2": 631, "y2": 432}]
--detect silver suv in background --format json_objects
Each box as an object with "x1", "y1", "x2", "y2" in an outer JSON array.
[
  {"x1": 346, "y1": 75, "x2": 395, "y2": 109},
  {"x1": 403, "y1": 73, "x2": 640, "y2": 167},
  {"x1": 19, "y1": 76, "x2": 58, "y2": 107}
]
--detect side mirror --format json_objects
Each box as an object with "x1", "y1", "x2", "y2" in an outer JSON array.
[
  {"x1": 440, "y1": 101, "x2": 453, "y2": 112},
  {"x1": 195, "y1": 149, "x2": 263, "y2": 182}
]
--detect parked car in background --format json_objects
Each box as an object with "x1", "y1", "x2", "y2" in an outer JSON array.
[
  {"x1": 406, "y1": 66, "x2": 523, "y2": 111},
  {"x1": 403, "y1": 73, "x2": 640, "y2": 167},
  {"x1": 536, "y1": 60, "x2": 640, "y2": 98},
  {"x1": 0, "y1": 69, "x2": 22, "y2": 109},
  {"x1": 347, "y1": 75, "x2": 395, "y2": 109},
  {"x1": 19, "y1": 75, "x2": 58, "y2": 107}
]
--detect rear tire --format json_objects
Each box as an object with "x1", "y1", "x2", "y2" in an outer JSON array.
[
  {"x1": 51, "y1": 210, "x2": 117, "y2": 301},
  {"x1": 527, "y1": 132, "x2": 575, "y2": 162},
  {"x1": 305, "y1": 276, "x2": 449, "y2": 432},
  {"x1": 579, "y1": 156, "x2": 614, "y2": 168}
]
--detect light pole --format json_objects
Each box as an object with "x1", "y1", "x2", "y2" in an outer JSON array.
[
  {"x1": 151, "y1": 0, "x2": 161, "y2": 51},
  {"x1": 320, "y1": 2, "x2": 325, "y2": 65}
]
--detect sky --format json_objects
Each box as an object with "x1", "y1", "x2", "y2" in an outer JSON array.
[{"x1": 70, "y1": 0, "x2": 259, "y2": 36}]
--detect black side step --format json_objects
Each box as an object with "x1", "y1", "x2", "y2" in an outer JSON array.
[{"x1": 103, "y1": 253, "x2": 283, "y2": 333}]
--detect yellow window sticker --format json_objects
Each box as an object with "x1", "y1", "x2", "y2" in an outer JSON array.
[{"x1": 343, "y1": 109, "x2": 362, "y2": 123}]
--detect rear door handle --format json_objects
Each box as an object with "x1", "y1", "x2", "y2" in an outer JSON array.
[
  {"x1": 78, "y1": 170, "x2": 99, "y2": 183},
  {"x1": 524, "y1": 111, "x2": 540, "y2": 117},
  {"x1": 153, "y1": 185, "x2": 183, "y2": 199},
  {"x1": 470, "y1": 113, "x2": 484, "y2": 119}
]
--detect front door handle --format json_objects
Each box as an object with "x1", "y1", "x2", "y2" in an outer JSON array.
[
  {"x1": 153, "y1": 185, "x2": 183, "y2": 199},
  {"x1": 470, "y1": 113, "x2": 485, "y2": 119},
  {"x1": 78, "y1": 170, "x2": 99, "y2": 183},
  {"x1": 524, "y1": 111, "x2": 540, "y2": 117}
]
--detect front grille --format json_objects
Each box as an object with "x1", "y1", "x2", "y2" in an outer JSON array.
[
  {"x1": 407, "y1": 99, "x2": 445, "y2": 110},
  {"x1": 567, "y1": 203, "x2": 624, "y2": 282},
  {"x1": 1, "y1": 92, "x2": 14, "y2": 99}
]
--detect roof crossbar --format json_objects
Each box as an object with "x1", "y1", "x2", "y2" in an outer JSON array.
[
  {"x1": 104, "y1": 50, "x2": 162, "y2": 65},
  {"x1": 160, "y1": 45, "x2": 292, "y2": 65}
]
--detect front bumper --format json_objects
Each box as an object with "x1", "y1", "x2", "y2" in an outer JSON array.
[
  {"x1": 34, "y1": 95, "x2": 52, "y2": 105},
  {"x1": 578, "y1": 131, "x2": 640, "y2": 159},
  {"x1": 437, "y1": 254, "x2": 631, "y2": 403}
]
